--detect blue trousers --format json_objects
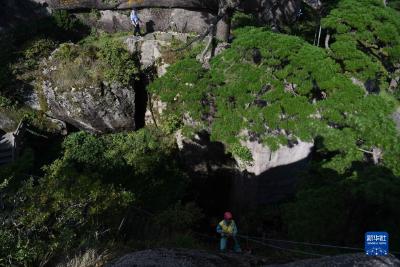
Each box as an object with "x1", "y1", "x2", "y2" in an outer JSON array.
[{"x1": 220, "y1": 235, "x2": 241, "y2": 252}]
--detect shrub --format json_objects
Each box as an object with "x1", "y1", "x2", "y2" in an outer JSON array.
[
  {"x1": 55, "y1": 249, "x2": 111, "y2": 267},
  {"x1": 23, "y1": 39, "x2": 57, "y2": 66},
  {"x1": 232, "y1": 12, "x2": 260, "y2": 29},
  {"x1": 0, "y1": 96, "x2": 14, "y2": 108},
  {"x1": 322, "y1": 0, "x2": 400, "y2": 87},
  {"x1": 0, "y1": 174, "x2": 134, "y2": 267},
  {"x1": 0, "y1": 128, "x2": 187, "y2": 266},
  {"x1": 231, "y1": 143, "x2": 253, "y2": 164},
  {"x1": 152, "y1": 202, "x2": 203, "y2": 236},
  {"x1": 99, "y1": 39, "x2": 139, "y2": 85},
  {"x1": 161, "y1": 114, "x2": 183, "y2": 134},
  {"x1": 59, "y1": 128, "x2": 187, "y2": 210}
]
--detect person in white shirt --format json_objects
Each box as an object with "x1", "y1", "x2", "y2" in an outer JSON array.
[{"x1": 130, "y1": 8, "x2": 142, "y2": 36}]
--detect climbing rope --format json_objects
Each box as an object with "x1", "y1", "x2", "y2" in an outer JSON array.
[
  {"x1": 238, "y1": 235, "x2": 326, "y2": 257},
  {"x1": 239, "y1": 234, "x2": 363, "y2": 251},
  {"x1": 238, "y1": 234, "x2": 400, "y2": 256}
]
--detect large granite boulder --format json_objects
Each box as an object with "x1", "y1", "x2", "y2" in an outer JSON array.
[
  {"x1": 41, "y1": 32, "x2": 199, "y2": 133},
  {"x1": 124, "y1": 31, "x2": 196, "y2": 75},
  {"x1": 41, "y1": 43, "x2": 137, "y2": 133},
  {"x1": 106, "y1": 248, "x2": 266, "y2": 267},
  {"x1": 43, "y1": 80, "x2": 136, "y2": 133},
  {"x1": 267, "y1": 253, "x2": 400, "y2": 267},
  {"x1": 106, "y1": 249, "x2": 400, "y2": 267}
]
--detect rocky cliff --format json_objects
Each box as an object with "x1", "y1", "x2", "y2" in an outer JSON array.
[
  {"x1": 41, "y1": 41, "x2": 139, "y2": 133},
  {"x1": 33, "y1": 0, "x2": 320, "y2": 35},
  {"x1": 106, "y1": 249, "x2": 400, "y2": 267}
]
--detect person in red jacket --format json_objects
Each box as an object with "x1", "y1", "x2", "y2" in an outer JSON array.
[{"x1": 216, "y1": 211, "x2": 241, "y2": 252}]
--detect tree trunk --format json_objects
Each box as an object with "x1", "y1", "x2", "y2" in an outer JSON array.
[
  {"x1": 325, "y1": 31, "x2": 331, "y2": 50},
  {"x1": 317, "y1": 25, "x2": 322, "y2": 47}
]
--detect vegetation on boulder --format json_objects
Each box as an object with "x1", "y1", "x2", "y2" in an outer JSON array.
[
  {"x1": 149, "y1": 27, "x2": 400, "y2": 173},
  {"x1": 48, "y1": 33, "x2": 139, "y2": 91}
]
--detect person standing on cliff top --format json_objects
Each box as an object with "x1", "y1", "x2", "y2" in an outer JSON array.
[
  {"x1": 216, "y1": 211, "x2": 241, "y2": 252},
  {"x1": 130, "y1": 8, "x2": 142, "y2": 36}
]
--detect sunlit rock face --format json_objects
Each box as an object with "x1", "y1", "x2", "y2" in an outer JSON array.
[
  {"x1": 40, "y1": 0, "x2": 321, "y2": 33},
  {"x1": 76, "y1": 8, "x2": 215, "y2": 34},
  {"x1": 124, "y1": 32, "x2": 190, "y2": 71},
  {"x1": 238, "y1": 138, "x2": 313, "y2": 175}
]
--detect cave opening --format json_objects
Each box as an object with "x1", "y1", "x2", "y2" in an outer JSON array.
[{"x1": 134, "y1": 71, "x2": 152, "y2": 130}]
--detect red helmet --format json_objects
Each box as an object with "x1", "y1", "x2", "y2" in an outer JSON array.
[{"x1": 224, "y1": 211, "x2": 233, "y2": 220}]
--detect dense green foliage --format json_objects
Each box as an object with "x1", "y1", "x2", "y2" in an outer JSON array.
[
  {"x1": 150, "y1": 27, "x2": 400, "y2": 174},
  {"x1": 59, "y1": 128, "x2": 187, "y2": 209},
  {"x1": 322, "y1": 0, "x2": 400, "y2": 88},
  {"x1": 0, "y1": 128, "x2": 194, "y2": 266},
  {"x1": 0, "y1": 171, "x2": 133, "y2": 266}
]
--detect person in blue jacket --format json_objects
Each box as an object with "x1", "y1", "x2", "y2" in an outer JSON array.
[
  {"x1": 130, "y1": 8, "x2": 142, "y2": 36},
  {"x1": 216, "y1": 211, "x2": 241, "y2": 252}
]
